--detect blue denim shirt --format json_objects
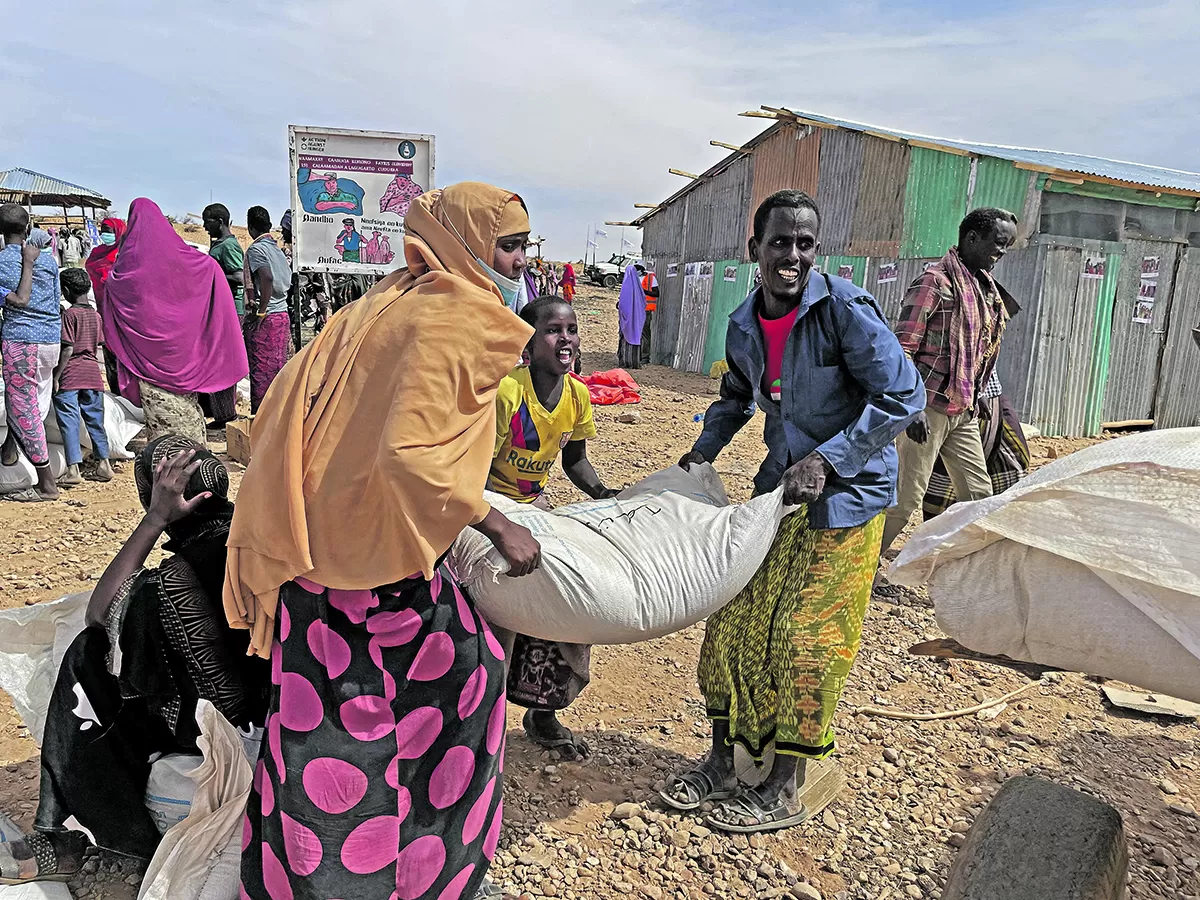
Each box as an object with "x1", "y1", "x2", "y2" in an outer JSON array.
[{"x1": 693, "y1": 271, "x2": 925, "y2": 529}]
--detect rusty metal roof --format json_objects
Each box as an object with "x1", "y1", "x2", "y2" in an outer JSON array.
[
  {"x1": 777, "y1": 108, "x2": 1200, "y2": 195},
  {"x1": 0, "y1": 168, "x2": 111, "y2": 208}
]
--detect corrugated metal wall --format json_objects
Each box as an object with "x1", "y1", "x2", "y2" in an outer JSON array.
[
  {"x1": 814, "y1": 129, "x2": 864, "y2": 255},
  {"x1": 900, "y1": 147, "x2": 971, "y2": 258},
  {"x1": 676, "y1": 262, "x2": 715, "y2": 373},
  {"x1": 1153, "y1": 247, "x2": 1200, "y2": 427},
  {"x1": 703, "y1": 261, "x2": 754, "y2": 373},
  {"x1": 820, "y1": 255, "x2": 867, "y2": 287},
  {"x1": 684, "y1": 156, "x2": 753, "y2": 263},
  {"x1": 848, "y1": 137, "x2": 911, "y2": 257},
  {"x1": 1083, "y1": 253, "x2": 1122, "y2": 435},
  {"x1": 1058, "y1": 257, "x2": 1109, "y2": 436},
  {"x1": 1025, "y1": 248, "x2": 1083, "y2": 436},
  {"x1": 651, "y1": 261, "x2": 684, "y2": 366},
  {"x1": 746, "y1": 125, "x2": 821, "y2": 247},
  {"x1": 641, "y1": 199, "x2": 686, "y2": 262},
  {"x1": 1103, "y1": 240, "x2": 1181, "y2": 422},
  {"x1": 865, "y1": 258, "x2": 904, "y2": 325},
  {"x1": 991, "y1": 245, "x2": 1048, "y2": 420},
  {"x1": 969, "y1": 158, "x2": 1033, "y2": 218}
]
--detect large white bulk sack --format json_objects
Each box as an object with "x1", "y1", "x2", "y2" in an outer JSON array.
[
  {"x1": 450, "y1": 464, "x2": 791, "y2": 644},
  {"x1": 0, "y1": 444, "x2": 67, "y2": 494},
  {"x1": 890, "y1": 428, "x2": 1200, "y2": 703},
  {"x1": 42, "y1": 392, "x2": 145, "y2": 461},
  {"x1": 0, "y1": 591, "x2": 89, "y2": 744}
]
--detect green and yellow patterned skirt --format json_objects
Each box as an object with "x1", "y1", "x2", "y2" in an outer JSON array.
[{"x1": 698, "y1": 508, "x2": 883, "y2": 760}]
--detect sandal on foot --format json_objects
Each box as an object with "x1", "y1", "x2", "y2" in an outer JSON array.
[
  {"x1": 706, "y1": 787, "x2": 811, "y2": 834},
  {"x1": 522, "y1": 709, "x2": 589, "y2": 761},
  {"x1": 0, "y1": 832, "x2": 76, "y2": 885},
  {"x1": 2, "y1": 488, "x2": 50, "y2": 503},
  {"x1": 659, "y1": 763, "x2": 740, "y2": 812},
  {"x1": 472, "y1": 878, "x2": 508, "y2": 899}
]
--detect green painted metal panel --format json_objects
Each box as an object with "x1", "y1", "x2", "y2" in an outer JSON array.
[
  {"x1": 970, "y1": 158, "x2": 1030, "y2": 216},
  {"x1": 820, "y1": 255, "x2": 867, "y2": 286},
  {"x1": 900, "y1": 147, "x2": 971, "y2": 258},
  {"x1": 703, "y1": 261, "x2": 753, "y2": 373},
  {"x1": 1083, "y1": 252, "x2": 1122, "y2": 435},
  {"x1": 1043, "y1": 177, "x2": 1196, "y2": 210}
]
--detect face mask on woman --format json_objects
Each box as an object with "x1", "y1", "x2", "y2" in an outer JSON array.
[
  {"x1": 476, "y1": 258, "x2": 526, "y2": 311},
  {"x1": 99, "y1": 233, "x2": 117, "y2": 246}
]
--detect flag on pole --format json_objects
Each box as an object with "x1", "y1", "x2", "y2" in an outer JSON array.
[
  {"x1": 621, "y1": 236, "x2": 636, "y2": 249},
  {"x1": 594, "y1": 227, "x2": 609, "y2": 238},
  {"x1": 587, "y1": 238, "x2": 597, "y2": 248}
]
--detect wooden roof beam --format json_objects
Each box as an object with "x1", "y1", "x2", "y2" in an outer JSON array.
[
  {"x1": 633, "y1": 204, "x2": 658, "y2": 209},
  {"x1": 669, "y1": 168, "x2": 699, "y2": 179},
  {"x1": 710, "y1": 140, "x2": 746, "y2": 153},
  {"x1": 604, "y1": 220, "x2": 635, "y2": 226},
  {"x1": 739, "y1": 110, "x2": 778, "y2": 119}
]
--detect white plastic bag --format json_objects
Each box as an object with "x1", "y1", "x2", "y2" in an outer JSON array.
[
  {"x1": 0, "y1": 592, "x2": 89, "y2": 744},
  {"x1": 450, "y1": 464, "x2": 791, "y2": 644},
  {"x1": 139, "y1": 701, "x2": 253, "y2": 900},
  {"x1": 145, "y1": 754, "x2": 204, "y2": 835},
  {"x1": 890, "y1": 428, "x2": 1200, "y2": 702}
]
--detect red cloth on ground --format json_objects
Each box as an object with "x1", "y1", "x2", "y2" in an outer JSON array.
[{"x1": 576, "y1": 368, "x2": 641, "y2": 405}]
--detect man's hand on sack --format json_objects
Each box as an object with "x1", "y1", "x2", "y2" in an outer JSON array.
[
  {"x1": 677, "y1": 449, "x2": 707, "y2": 470},
  {"x1": 782, "y1": 452, "x2": 833, "y2": 505}
]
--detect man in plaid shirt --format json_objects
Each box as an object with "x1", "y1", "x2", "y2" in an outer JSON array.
[{"x1": 882, "y1": 208, "x2": 1021, "y2": 552}]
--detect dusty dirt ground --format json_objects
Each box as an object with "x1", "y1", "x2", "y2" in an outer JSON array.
[{"x1": 0, "y1": 283, "x2": 1196, "y2": 900}]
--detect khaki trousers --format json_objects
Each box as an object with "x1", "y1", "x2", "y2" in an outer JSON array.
[{"x1": 882, "y1": 408, "x2": 993, "y2": 551}]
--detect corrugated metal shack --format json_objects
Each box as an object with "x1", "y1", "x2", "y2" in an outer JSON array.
[{"x1": 632, "y1": 108, "x2": 1200, "y2": 436}]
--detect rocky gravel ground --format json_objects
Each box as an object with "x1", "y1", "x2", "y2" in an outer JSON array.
[{"x1": 0, "y1": 285, "x2": 1195, "y2": 900}]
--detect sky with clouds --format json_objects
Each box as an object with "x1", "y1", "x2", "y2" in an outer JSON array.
[{"x1": 5, "y1": 0, "x2": 1198, "y2": 261}]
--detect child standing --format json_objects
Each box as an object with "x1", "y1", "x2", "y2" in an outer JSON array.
[
  {"x1": 489, "y1": 296, "x2": 616, "y2": 759},
  {"x1": 52, "y1": 268, "x2": 113, "y2": 486}
]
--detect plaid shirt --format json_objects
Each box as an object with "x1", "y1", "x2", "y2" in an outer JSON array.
[{"x1": 894, "y1": 248, "x2": 1018, "y2": 416}]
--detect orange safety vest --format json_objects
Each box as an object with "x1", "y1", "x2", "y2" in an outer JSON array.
[{"x1": 642, "y1": 274, "x2": 657, "y2": 312}]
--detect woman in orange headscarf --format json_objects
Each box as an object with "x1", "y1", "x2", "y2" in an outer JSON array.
[{"x1": 228, "y1": 183, "x2": 539, "y2": 900}]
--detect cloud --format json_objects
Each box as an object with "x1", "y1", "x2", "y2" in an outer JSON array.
[{"x1": 6, "y1": 0, "x2": 1199, "y2": 261}]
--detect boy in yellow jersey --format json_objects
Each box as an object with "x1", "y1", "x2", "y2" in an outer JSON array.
[{"x1": 490, "y1": 296, "x2": 616, "y2": 759}]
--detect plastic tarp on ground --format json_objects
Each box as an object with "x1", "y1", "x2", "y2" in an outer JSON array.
[
  {"x1": 890, "y1": 428, "x2": 1200, "y2": 702},
  {"x1": 576, "y1": 369, "x2": 641, "y2": 406}
]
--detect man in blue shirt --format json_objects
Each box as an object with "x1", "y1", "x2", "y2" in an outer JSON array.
[
  {"x1": 662, "y1": 190, "x2": 923, "y2": 833},
  {"x1": 1, "y1": 203, "x2": 63, "y2": 501}
]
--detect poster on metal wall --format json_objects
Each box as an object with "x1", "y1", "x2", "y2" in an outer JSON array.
[
  {"x1": 837, "y1": 264, "x2": 855, "y2": 281},
  {"x1": 699, "y1": 261, "x2": 714, "y2": 278},
  {"x1": 666, "y1": 263, "x2": 678, "y2": 278},
  {"x1": 289, "y1": 125, "x2": 435, "y2": 275},
  {"x1": 1083, "y1": 256, "x2": 1106, "y2": 280},
  {"x1": 1140, "y1": 255, "x2": 1161, "y2": 279},
  {"x1": 1133, "y1": 280, "x2": 1157, "y2": 324},
  {"x1": 723, "y1": 265, "x2": 738, "y2": 282},
  {"x1": 877, "y1": 262, "x2": 899, "y2": 284}
]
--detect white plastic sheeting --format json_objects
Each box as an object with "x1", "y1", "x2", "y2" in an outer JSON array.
[{"x1": 891, "y1": 428, "x2": 1200, "y2": 702}]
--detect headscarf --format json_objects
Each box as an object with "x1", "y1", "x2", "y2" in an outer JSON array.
[
  {"x1": 562, "y1": 262, "x2": 576, "y2": 287},
  {"x1": 85, "y1": 216, "x2": 126, "y2": 312},
  {"x1": 103, "y1": 198, "x2": 248, "y2": 405},
  {"x1": 27, "y1": 229, "x2": 52, "y2": 250},
  {"x1": 617, "y1": 264, "x2": 647, "y2": 345},
  {"x1": 135, "y1": 435, "x2": 235, "y2": 602},
  {"x1": 224, "y1": 182, "x2": 534, "y2": 657}
]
